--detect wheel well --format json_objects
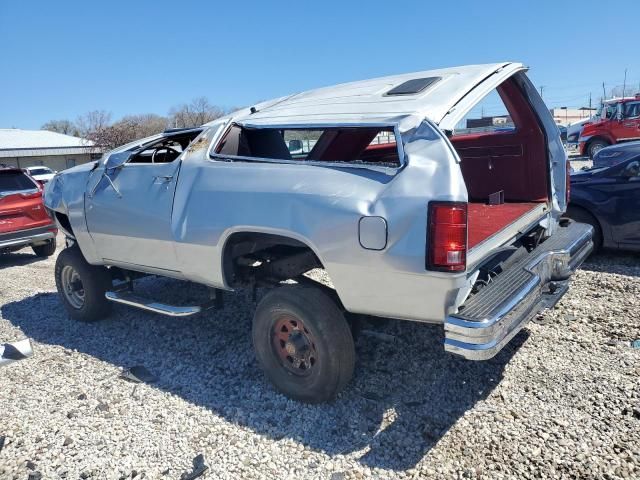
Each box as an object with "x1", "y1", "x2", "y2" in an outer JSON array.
[
  {"x1": 54, "y1": 212, "x2": 74, "y2": 238},
  {"x1": 222, "y1": 232, "x2": 324, "y2": 288},
  {"x1": 586, "y1": 136, "x2": 611, "y2": 149},
  {"x1": 565, "y1": 204, "x2": 603, "y2": 244}
]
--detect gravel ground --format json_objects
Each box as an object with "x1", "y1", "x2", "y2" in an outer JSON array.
[{"x1": 0, "y1": 235, "x2": 639, "y2": 480}]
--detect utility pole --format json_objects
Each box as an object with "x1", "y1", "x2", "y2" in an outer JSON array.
[
  {"x1": 539, "y1": 85, "x2": 545, "y2": 99},
  {"x1": 622, "y1": 68, "x2": 627, "y2": 97},
  {"x1": 602, "y1": 82, "x2": 606, "y2": 100},
  {"x1": 589, "y1": 92, "x2": 592, "y2": 110}
]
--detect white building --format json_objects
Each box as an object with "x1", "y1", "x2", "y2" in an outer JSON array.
[
  {"x1": 0, "y1": 129, "x2": 99, "y2": 172},
  {"x1": 549, "y1": 108, "x2": 596, "y2": 126}
]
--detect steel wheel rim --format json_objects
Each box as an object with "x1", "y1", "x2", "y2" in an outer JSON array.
[
  {"x1": 61, "y1": 265, "x2": 85, "y2": 309},
  {"x1": 271, "y1": 314, "x2": 317, "y2": 377},
  {"x1": 592, "y1": 143, "x2": 605, "y2": 156}
]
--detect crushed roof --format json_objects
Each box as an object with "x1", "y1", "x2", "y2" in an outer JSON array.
[{"x1": 231, "y1": 62, "x2": 522, "y2": 127}]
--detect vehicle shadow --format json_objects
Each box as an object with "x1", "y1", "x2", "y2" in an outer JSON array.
[
  {"x1": 0, "y1": 250, "x2": 46, "y2": 269},
  {"x1": 1, "y1": 278, "x2": 526, "y2": 472},
  {"x1": 580, "y1": 250, "x2": 640, "y2": 277}
]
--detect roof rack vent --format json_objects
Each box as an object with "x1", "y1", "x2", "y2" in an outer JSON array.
[{"x1": 385, "y1": 77, "x2": 441, "y2": 96}]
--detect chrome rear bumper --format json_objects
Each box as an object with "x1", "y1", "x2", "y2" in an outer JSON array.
[
  {"x1": 0, "y1": 225, "x2": 56, "y2": 251},
  {"x1": 445, "y1": 220, "x2": 593, "y2": 360}
]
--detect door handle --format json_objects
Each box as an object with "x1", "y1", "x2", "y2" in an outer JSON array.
[{"x1": 154, "y1": 175, "x2": 173, "y2": 183}]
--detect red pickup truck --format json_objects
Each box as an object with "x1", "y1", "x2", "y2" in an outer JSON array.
[
  {"x1": 0, "y1": 165, "x2": 57, "y2": 257},
  {"x1": 580, "y1": 95, "x2": 640, "y2": 158}
]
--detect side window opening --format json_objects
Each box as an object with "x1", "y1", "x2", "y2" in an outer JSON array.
[
  {"x1": 127, "y1": 130, "x2": 203, "y2": 164},
  {"x1": 214, "y1": 125, "x2": 400, "y2": 167},
  {"x1": 623, "y1": 101, "x2": 640, "y2": 119}
]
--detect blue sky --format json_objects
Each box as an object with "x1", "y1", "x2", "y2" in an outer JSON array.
[{"x1": 0, "y1": 0, "x2": 636, "y2": 129}]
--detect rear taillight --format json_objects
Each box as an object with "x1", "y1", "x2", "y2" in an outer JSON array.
[
  {"x1": 19, "y1": 191, "x2": 42, "y2": 200},
  {"x1": 427, "y1": 201, "x2": 467, "y2": 272}
]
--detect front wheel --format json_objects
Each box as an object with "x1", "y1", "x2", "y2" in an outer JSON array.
[
  {"x1": 54, "y1": 246, "x2": 113, "y2": 322},
  {"x1": 588, "y1": 140, "x2": 609, "y2": 159},
  {"x1": 252, "y1": 285, "x2": 355, "y2": 403}
]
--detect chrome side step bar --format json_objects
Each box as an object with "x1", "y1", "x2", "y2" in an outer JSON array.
[{"x1": 105, "y1": 290, "x2": 203, "y2": 317}]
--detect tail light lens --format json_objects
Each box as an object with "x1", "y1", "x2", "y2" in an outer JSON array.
[
  {"x1": 19, "y1": 191, "x2": 42, "y2": 200},
  {"x1": 427, "y1": 201, "x2": 467, "y2": 272}
]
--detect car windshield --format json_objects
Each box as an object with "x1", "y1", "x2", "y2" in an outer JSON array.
[
  {"x1": 28, "y1": 167, "x2": 53, "y2": 175},
  {"x1": 0, "y1": 171, "x2": 37, "y2": 193}
]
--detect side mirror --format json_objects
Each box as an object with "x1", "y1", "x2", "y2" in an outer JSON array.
[
  {"x1": 288, "y1": 139, "x2": 303, "y2": 152},
  {"x1": 622, "y1": 160, "x2": 640, "y2": 178},
  {"x1": 104, "y1": 151, "x2": 133, "y2": 170}
]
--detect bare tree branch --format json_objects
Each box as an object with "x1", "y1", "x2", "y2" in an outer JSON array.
[
  {"x1": 41, "y1": 119, "x2": 79, "y2": 136},
  {"x1": 169, "y1": 97, "x2": 224, "y2": 128}
]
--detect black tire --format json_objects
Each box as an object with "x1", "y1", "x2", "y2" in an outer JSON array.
[
  {"x1": 32, "y1": 237, "x2": 57, "y2": 257},
  {"x1": 252, "y1": 285, "x2": 355, "y2": 403},
  {"x1": 564, "y1": 206, "x2": 603, "y2": 252},
  {"x1": 54, "y1": 246, "x2": 113, "y2": 322},
  {"x1": 588, "y1": 139, "x2": 609, "y2": 159}
]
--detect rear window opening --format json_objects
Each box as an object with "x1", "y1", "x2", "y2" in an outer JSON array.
[
  {"x1": 449, "y1": 77, "x2": 548, "y2": 204},
  {"x1": 0, "y1": 170, "x2": 38, "y2": 193},
  {"x1": 213, "y1": 125, "x2": 401, "y2": 168},
  {"x1": 447, "y1": 76, "x2": 551, "y2": 251}
]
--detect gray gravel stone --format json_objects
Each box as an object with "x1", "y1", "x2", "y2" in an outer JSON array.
[{"x1": 0, "y1": 235, "x2": 638, "y2": 479}]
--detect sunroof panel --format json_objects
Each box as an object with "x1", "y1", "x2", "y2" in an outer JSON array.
[{"x1": 386, "y1": 77, "x2": 441, "y2": 96}]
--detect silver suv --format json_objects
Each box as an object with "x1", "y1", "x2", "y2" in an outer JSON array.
[{"x1": 45, "y1": 62, "x2": 592, "y2": 402}]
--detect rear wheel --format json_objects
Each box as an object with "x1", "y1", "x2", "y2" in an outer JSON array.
[
  {"x1": 588, "y1": 139, "x2": 609, "y2": 159},
  {"x1": 252, "y1": 285, "x2": 355, "y2": 403},
  {"x1": 564, "y1": 207, "x2": 603, "y2": 252},
  {"x1": 54, "y1": 246, "x2": 113, "y2": 321},
  {"x1": 32, "y1": 237, "x2": 57, "y2": 257}
]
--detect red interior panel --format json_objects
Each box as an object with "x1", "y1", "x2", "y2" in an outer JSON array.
[
  {"x1": 451, "y1": 78, "x2": 548, "y2": 202},
  {"x1": 467, "y1": 202, "x2": 540, "y2": 249}
]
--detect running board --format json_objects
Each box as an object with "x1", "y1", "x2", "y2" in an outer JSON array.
[{"x1": 105, "y1": 290, "x2": 203, "y2": 317}]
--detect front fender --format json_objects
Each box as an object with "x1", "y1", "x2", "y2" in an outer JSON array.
[{"x1": 44, "y1": 162, "x2": 103, "y2": 264}]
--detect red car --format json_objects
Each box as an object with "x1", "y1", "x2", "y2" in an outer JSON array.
[
  {"x1": 0, "y1": 165, "x2": 57, "y2": 257},
  {"x1": 579, "y1": 95, "x2": 640, "y2": 158}
]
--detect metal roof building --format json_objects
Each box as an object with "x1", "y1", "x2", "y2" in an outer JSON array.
[{"x1": 0, "y1": 129, "x2": 99, "y2": 171}]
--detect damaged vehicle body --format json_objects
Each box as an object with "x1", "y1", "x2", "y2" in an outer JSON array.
[{"x1": 45, "y1": 62, "x2": 592, "y2": 402}]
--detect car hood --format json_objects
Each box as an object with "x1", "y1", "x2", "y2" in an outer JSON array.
[
  {"x1": 570, "y1": 168, "x2": 605, "y2": 183},
  {"x1": 44, "y1": 161, "x2": 98, "y2": 212}
]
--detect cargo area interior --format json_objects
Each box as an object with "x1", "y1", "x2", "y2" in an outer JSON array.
[{"x1": 449, "y1": 77, "x2": 550, "y2": 249}]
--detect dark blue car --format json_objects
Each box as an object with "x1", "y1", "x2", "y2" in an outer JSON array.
[
  {"x1": 566, "y1": 156, "x2": 640, "y2": 252},
  {"x1": 593, "y1": 141, "x2": 640, "y2": 169}
]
